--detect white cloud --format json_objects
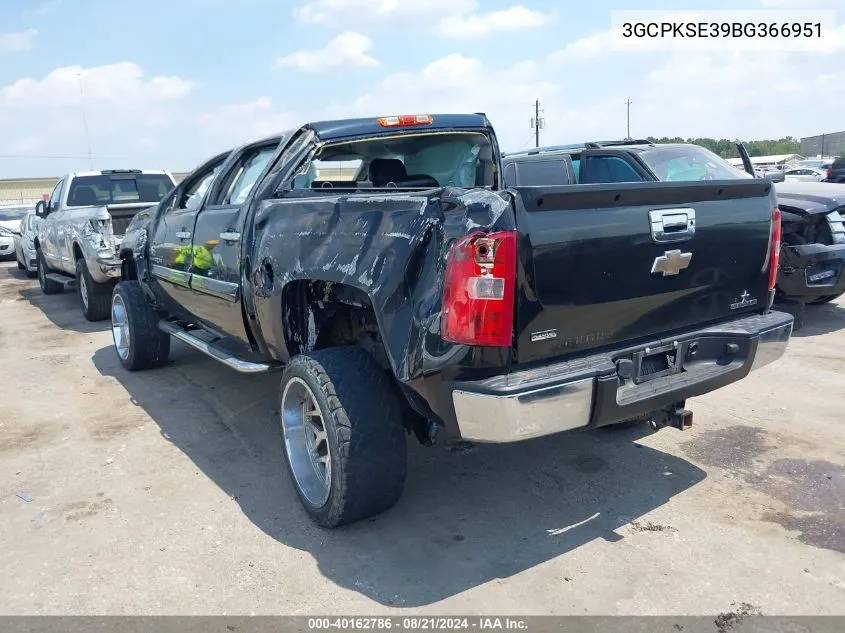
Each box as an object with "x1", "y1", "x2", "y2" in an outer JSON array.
[
  {"x1": 439, "y1": 5, "x2": 553, "y2": 38},
  {"x1": 198, "y1": 97, "x2": 298, "y2": 147},
  {"x1": 0, "y1": 62, "x2": 194, "y2": 109},
  {"x1": 293, "y1": 0, "x2": 476, "y2": 26},
  {"x1": 325, "y1": 53, "x2": 561, "y2": 151},
  {"x1": 293, "y1": 0, "x2": 549, "y2": 38},
  {"x1": 547, "y1": 30, "x2": 612, "y2": 63},
  {"x1": 0, "y1": 29, "x2": 38, "y2": 54},
  {"x1": 0, "y1": 62, "x2": 198, "y2": 177},
  {"x1": 275, "y1": 32, "x2": 379, "y2": 73}
]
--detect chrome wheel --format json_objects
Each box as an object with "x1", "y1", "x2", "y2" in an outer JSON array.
[
  {"x1": 79, "y1": 273, "x2": 89, "y2": 310},
  {"x1": 281, "y1": 377, "x2": 331, "y2": 507},
  {"x1": 111, "y1": 294, "x2": 130, "y2": 361}
]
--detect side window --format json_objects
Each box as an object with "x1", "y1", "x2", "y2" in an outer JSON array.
[
  {"x1": 515, "y1": 159, "x2": 571, "y2": 186},
  {"x1": 582, "y1": 156, "x2": 646, "y2": 184},
  {"x1": 47, "y1": 179, "x2": 63, "y2": 211},
  {"x1": 159, "y1": 189, "x2": 179, "y2": 215},
  {"x1": 223, "y1": 146, "x2": 276, "y2": 205},
  {"x1": 571, "y1": 158, "x2": 581, "y2": 183},
  {"x1": 503, "y1": 162, "x2": 517, "y2": 188},
  {"x1": 178, "y1": 165, "x2": 222, "y2": 211}
]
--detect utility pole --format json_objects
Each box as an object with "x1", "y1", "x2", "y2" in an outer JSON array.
[
  {"x1": 77, "y1": 72, "x2": 94, "y2": 170},
  {"x1": 625, "y1": 98, "x2": 632, "y2": 140},
  {"x1": 530, "y1": 100, "x2": 544, "y2": 147},
  {"x1": 821, "y1": 132, "x2": 826, "y2": 158}
]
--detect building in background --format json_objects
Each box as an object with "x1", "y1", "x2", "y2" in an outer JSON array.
[
  {"x1": 726, "y1": 153, "x2": 803, "y2": 169},
  {"x1": 801, "y1": 131, "x2": 845, "y2": 158}
]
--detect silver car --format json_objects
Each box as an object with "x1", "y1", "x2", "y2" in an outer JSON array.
[
  {"x1": 783, "y1": 167, "x2": 827, "y2": 182},
  {"x1": 14, "y1": 210, "x2": 41, "y2": 277},
  {"x1": 0, "y1": 205, "x2": 30, "y2": 261}
]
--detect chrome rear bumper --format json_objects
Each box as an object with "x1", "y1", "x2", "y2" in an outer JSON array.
[{"x1": 449, "y1": 310, "x2": 794, "y2": 443}]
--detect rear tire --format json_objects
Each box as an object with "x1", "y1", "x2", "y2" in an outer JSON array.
[
  {"x1": 111, "y1": 281, "x2": 171, "y2": 371},
  {"x1": 76, "y1": 258, "x2": 112, "y2": 321},
  {"x1": 17, "y1": 259, "x2": 25, "y2": 270},
  {"x1": 36, "y1": 249, "x2": 62, "y2": 295},
  {"x1": 279, "y1": 347, "x2": 407, "y2": 528}
]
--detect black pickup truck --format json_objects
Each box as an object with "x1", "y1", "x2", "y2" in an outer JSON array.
[{"x1": 112, "y1": 114, "x2": 793, "y2": 527}]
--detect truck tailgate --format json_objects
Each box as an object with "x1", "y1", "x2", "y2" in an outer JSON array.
[{"x1": 511, "y1": 179, "x2": 777, "y2": 364}]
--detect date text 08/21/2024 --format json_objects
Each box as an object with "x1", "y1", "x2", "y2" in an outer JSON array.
[{"x1": 307, "y1": 617, "x2": 529, "y2": 630}]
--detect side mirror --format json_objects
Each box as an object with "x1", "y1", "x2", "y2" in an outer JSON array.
[{"x1": 35, "y1": 200, "x2": 47, "y2": 217}]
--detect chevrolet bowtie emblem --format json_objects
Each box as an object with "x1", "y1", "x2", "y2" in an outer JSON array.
[{"x1": 651, "y1": 249, "x2": 692, "y2": 276}]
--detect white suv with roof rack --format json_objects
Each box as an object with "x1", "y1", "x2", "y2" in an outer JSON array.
[{"x1": 34, "y1": 169, "x2": 176, "y2": 321}]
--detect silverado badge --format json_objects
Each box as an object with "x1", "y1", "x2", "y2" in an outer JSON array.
[
  {"x1": 651, "y1": 249, "x2": 692, "y2": 276},
  {"x1": 730, "y1": 290, "x2": 758, "y2": 310}
]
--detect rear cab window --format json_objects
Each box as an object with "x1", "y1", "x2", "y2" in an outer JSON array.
[
  {"x1": 66, "y1": 173, "x2": 175, "y2": 207},
  {"x1": 286, "y1": 130, "x2": 497, "y2": 193}
]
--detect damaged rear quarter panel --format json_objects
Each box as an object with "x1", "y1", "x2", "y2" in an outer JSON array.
[{"x1": 249, "y1": 187, "x2": 515, "y2": 390}]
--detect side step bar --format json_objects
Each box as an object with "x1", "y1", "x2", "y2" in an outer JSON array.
[
  {"x1": 158, "y1": 320, "x2": 282, "y2": 374},
  {"x1": 45, "y1": 272, "x2": 77, "y2": 290}
]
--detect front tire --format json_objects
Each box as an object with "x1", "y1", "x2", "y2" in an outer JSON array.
[
  {"x1": 279, "y1": 347, "x2": 407, "y2": 528},
  {"x1": 76, "y1": 258, "x2": 112, "y2": 321},
  {"x1": 111, "y1": 281, "x2": 171, "y2": 371},
  {"x1": 37, "y1": 249, "x2": 62, "y2": 295}
]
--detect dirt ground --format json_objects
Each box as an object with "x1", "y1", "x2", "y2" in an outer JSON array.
[{"x1": 0, "y1": 259, "x2": 843, "y2": 615}]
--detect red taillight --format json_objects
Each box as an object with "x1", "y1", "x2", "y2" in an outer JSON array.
[
  {"x1": 768, "y1": 207, "x2": 781, "y2": 291},
  {"x1": 441, "y1": 230, "x2": 517, "y2": 347},
  {"x1": 828, "y1": 166, "x2": 833, "y2": 179},
  {"x1": 376, "y1": 114, "x2": 433, "y2": 128}
]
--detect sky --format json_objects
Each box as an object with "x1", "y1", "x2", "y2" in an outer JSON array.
[{"x1": 0, "y1": 0, "x2": 843, "y2": 178}]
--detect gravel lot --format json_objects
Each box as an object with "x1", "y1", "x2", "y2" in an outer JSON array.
[{"x1": 1, "y1": 259, "x2": 843, "y2": 615}]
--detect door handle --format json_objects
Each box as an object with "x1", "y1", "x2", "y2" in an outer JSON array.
[
  {"x1": 175, "y1": 231, "x2": 191, "y2": 240},
  {"x1": 648, "y1": 208, "x2": 696, "y2": 244},
  {"x1": 219, "y1": 231, "x2": 241, "y2": 242}
]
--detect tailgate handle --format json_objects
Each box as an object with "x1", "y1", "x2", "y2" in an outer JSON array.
[{"x1": 649, "y1": 208, "x2": 696, "y2": 243}]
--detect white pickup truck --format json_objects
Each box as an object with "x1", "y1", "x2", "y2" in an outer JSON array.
[{"x1": 35, "y1": 169, "x2": 176, "y2": 320}]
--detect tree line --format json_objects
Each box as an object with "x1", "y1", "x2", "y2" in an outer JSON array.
[{"x1": 646, "y1": 136, "x2": 802, "y2": 158}]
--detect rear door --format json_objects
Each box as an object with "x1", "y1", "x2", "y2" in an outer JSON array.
[
  {"x1": 182, "y1": 141, "x2": 279, "y2": 342},
  {"x1": 511, "y1": 177, "x2": 776, "y2": 364},
  {"x1": 149, "y1": 157, "x2": 226, "y2": 308}
]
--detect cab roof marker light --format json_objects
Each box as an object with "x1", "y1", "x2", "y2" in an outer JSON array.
[{"x1": 376, "y1": 115, "x2": 433, "y2": 128}]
